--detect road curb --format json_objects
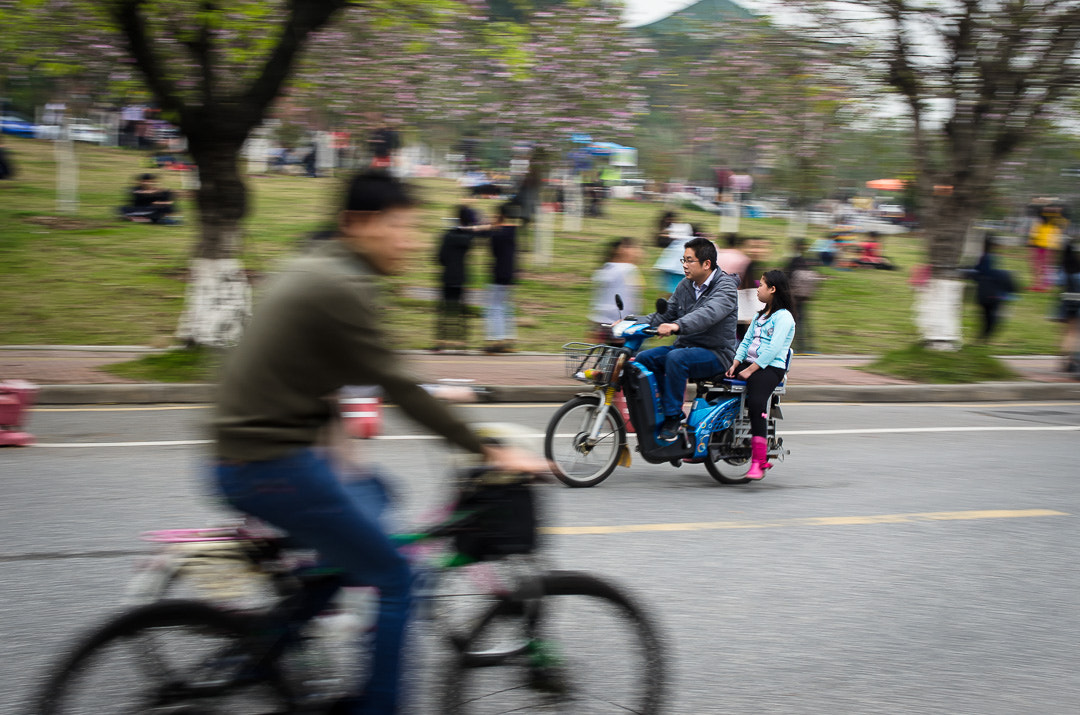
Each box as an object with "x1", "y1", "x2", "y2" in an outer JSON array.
[
  {"x1": 33, "y1": 381, "x2": 1080, "y2": 405},
  {"x1": 38, "y1": 384, "x2": 216, "y2": 404}
]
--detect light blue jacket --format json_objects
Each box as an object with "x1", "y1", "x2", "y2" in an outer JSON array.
[{"x1": 734, "y1": 309, "x2": 796, "y2": 369}]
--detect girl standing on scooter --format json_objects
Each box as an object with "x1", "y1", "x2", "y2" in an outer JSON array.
[{"x1": 724, "y1": 269, "x2": 797, "y2": 479}]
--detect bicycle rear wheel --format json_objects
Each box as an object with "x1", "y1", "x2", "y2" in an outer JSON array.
[
  {"x1": 37, "y1": 600, "x2": 291, "y2": 715},
  {"x1": 443, "y1": 571, "x2": 665, "y2": 714}
]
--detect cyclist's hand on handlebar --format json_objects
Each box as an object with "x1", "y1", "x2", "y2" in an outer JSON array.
[{"x1": 481, "y1": 444, "x2": 554, "y2": 481}]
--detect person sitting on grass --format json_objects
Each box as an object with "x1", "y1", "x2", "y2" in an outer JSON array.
[
  {"x1": 725, "y1": 269, "x2": 797, "y2": 480},
  {"x1": 119, "y1": 173, "x2": 178, "y2": 224}
]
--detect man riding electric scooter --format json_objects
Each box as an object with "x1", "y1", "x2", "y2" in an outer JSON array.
[{"x1": 638, "y1": 236, "x2": 740, "y2": 441}]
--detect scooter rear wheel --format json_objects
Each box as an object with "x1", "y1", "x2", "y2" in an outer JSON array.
[
  {"x1": 544, "y1": 396, "x2": 626, "y2": 488},
  {"x1": 703, "y1": 440, "x2": 752, "y2": 485}
]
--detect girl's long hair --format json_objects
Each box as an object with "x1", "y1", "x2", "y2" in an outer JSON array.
[{"x1": 759, "y1": 269, "x2": 797, "y2": 321}]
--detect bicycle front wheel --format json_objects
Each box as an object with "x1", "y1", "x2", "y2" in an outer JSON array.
[
  {"x1": 37, "y1": 600, "x2": 291, "y2": 715},
  {"x1": 443, "y1": 571, "x2": 665, "y2": 714},
  {"x1": 544, "y1": 396, "x2": 626, "y2": 487}
]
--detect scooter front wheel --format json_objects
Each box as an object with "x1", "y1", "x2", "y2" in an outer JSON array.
[{"x1": 544, "y1": 396, "x2": 626, "y2": 487}]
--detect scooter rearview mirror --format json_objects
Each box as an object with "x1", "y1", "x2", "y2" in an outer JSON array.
[
  {"x1": 615, "y1": 294, "x2": 624, "y2": 312},
  {"x1": 655, "y1": 298, "x2": 668, "y2": 314}
]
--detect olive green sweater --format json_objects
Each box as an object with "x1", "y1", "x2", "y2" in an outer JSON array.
[{"x1": 213, "y1": 240, "x2": 483, "y2": 460}]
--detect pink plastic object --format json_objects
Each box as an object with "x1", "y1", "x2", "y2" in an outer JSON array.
[
  {"x1": 0, "y1": 380, "x2": 37, "y2": 447},
  {"x1": 140, "y1": 528, "x2": 245, "y2": 543}
]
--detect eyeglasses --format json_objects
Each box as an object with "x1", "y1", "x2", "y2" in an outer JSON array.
[{"x1": 679, "y1": 257, "x2": 699, "y2": 265}]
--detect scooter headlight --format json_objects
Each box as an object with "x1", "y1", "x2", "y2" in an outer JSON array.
[{"x1": 611, "y1": 320, "x2": 634, "y2": 338}]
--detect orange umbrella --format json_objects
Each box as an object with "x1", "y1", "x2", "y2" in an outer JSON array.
[{"x1": 866, "y1": 178, "x2": 906, "y2": 191}]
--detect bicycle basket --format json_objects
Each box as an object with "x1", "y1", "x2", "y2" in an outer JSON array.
[
  {"x1": 563, "y1": 342, "x2": 622, "y2": 386},
  {"x1": 454, "y1": 482, "x2": 538, "y2": 561}
]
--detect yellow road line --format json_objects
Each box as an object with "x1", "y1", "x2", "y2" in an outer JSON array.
[{"x1": 541, "y1": 509, "x2": 1068, "y2": 536}]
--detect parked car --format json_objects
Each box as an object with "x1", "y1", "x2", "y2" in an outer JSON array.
[
  {"x1": 1, "y1": 114, "x2": 35, "y2": 137},
  {"x1": 34, "y1": 123, "x2": 62, "y2": 140},
  {"x1": 877, "y1": 204, "x2": 906, "y2": 223},
  {"x1": 67, "y1": 119, "x2": 107, "y2": 144}
]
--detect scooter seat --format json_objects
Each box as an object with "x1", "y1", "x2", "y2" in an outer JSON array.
[{"x1": 696, "y1": 376, "x2": 786, "y2": 396}]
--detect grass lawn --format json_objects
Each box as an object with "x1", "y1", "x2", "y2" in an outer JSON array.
[{"x1": 0, "y1": 136, "x2": 1066, "y2": 362}]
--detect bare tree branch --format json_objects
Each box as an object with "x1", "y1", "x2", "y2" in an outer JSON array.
[
  {"x1": 240, "y1": 0, "x2": 352, "y2": 129},
  {"x1": 107, "y1": 0, "x2": 187, "y2": 122}
]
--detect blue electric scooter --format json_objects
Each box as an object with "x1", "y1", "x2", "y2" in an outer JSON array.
[{"x1": 544, "y1": 298, "x2": 790, "y2": 487}]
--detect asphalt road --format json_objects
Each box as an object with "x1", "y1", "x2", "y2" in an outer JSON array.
[{"x1": 3, "y1": 401, "x2": 1079, "y2": 714}]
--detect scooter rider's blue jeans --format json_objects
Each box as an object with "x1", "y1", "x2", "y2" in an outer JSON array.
[
  {"x1": 635, "y1": 345, "x2": 725, "y2": 420},
  {"x1": 214, "y1": 448, "x2": 412, "y2": 714}
]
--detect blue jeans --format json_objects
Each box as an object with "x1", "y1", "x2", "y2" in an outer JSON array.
[
  {"x1": 635, "y1": 345, "x2": 724, "y2": 419},
  {"x1": 214, "y1": 449, "x2": 412, "y2": 714}
]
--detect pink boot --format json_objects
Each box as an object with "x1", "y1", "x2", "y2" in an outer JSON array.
[{"x1": 747, "y1": 436, "x2": 769, "y2": 480}]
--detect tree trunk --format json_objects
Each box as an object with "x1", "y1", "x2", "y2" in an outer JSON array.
[
  {"x1": 913, "y1": 189, "x2": 981, "y2": 350},
  {"x1": 175, "y1": 140, "x2": 252, "y2": 347}
]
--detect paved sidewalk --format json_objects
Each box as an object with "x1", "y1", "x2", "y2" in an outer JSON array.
[
  {"x1": 3, "y1": 346, "x2": 1079, "y2": 404},
  {"x1": 0, "y1": 347, "x2": 1074, "y2": 387}
]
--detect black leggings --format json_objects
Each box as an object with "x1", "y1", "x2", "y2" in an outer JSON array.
[{"x1": 734, "y1": 362, "x2": 786, "y2": 437}]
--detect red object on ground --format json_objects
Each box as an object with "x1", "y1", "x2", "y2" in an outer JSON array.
[
  {"x1": 614, "y1": 390, "x2": 635, "y2": 434},
  {"x1": 341, "y1": 392, "x2": 382, "y2": 439},
  {"x1": 0, "y1": 380, "x2": 37, "y2": 447}
]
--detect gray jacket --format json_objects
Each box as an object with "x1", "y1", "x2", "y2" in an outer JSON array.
[{"x1": 645, "y1": 269, "x2": 739, "y2": 365}]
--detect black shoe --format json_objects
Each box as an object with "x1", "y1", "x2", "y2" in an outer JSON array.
[{"x1": 657, "y1": 416, "x2": 682, "y2": 441}]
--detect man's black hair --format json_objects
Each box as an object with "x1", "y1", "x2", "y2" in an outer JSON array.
[
  {"x1": 343, "y1": 170, "x2": 416, "y2": 213},
  {"x1": 685, "y1": 236, "x2": 717, "y2": 269}
]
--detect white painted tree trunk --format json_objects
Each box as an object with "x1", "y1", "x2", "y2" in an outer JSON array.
[
  {"x1": 316, "y1": 131, "x2": 334, "y2": 175},
  {"x1": 533, "y1": 206, "x2": 555, "y2": 267},
  {"x1": 718, "y1": 199, "x2": 739, "y2": 235},
  {"x1": 913, "y1": 278, "x2": 965, "y2": 350},
  {"x1": 55, "y1": 137, "x2": 78, "y2": 214},
  {"x1": 175, "y1": 258, "x2": 252, "y2": 348},
  {"x1": 562, "y1": 178, "x2": 583, "y2": 232},
  {"x1": 245, "y1": 134, "x2": 269, "y2": 175},
  {"x1": 786, "y1": 208, "x2": 808, "y2": 239}
]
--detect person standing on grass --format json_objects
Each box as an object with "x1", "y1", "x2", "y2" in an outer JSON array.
[
  {"x1": 725, "y1": 269, "x2": 797, "y2": 480},
  {"x1": 484, "y1": 202, "x2": 518, "y2": 354},
  {"x1": 590, "y1": 237, "x2": 644, "y2": 343},
  {"x1": 968, "y1": 234, "x2": 1016, "y2": 342},
  {"x1": 0, "y1": 135, "x2": 13, "y2": 180},
  {"x1": 1028, "y1": 204, "x2": 1066, "y2": 291},
  {"x1": 785, "y1": 238, "x2": 821, "y2": 353},
  {"x1": 1058, "y1": 232, "x2": 1080, "y2": 375},
  {"x1": 433, "y1": 208, "x2": 476, "y2": 353}
]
